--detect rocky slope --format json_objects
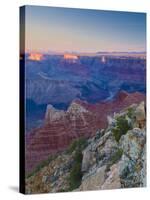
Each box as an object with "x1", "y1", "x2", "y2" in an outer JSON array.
[
  {"x1": 25, "y1": 91, "x2": 145, "y2": 173},
  {"x1": 25, "y1": 101, "x2": 146, "y2": 194}
]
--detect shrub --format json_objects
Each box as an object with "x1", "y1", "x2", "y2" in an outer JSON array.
[
  {"x1": 127, "y1": 107, "x2": 134, "y2": 118},
  {"x1": 74, "y1": 149, "x2": 83, "y2": 163},
  {"x1": 110, "y1": 148, "x2": 123, "y2": 164},
  {"x1": 68, "y1": 162, "x2": 82, "y2": 190},
  {"x1": 112, "y1": 128, "x2": 121, "y2": 143},
  {"x1": 67, "y1": 137, "x2": 87, "y2": 154},
  {"x1": 67, "y1": 144, "x2": 84, "y2": 190},
  {"x1": 112, "y1": 116, "x2": 131, "y2": 142},
  {"x1": 107, "y1": 148, "x2": 123, "y2": 171}
]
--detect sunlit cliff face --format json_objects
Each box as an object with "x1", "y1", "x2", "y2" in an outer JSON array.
[
  {"x1": 28, "y1": 53, "x2": 43, "y2": 61},
  {"x1": 64, "y1": 54, "x2": 78, "y2": 60}
]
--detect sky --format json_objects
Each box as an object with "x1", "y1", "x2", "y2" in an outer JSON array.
[{"x1": 24, "y1": 5, "x2": 146, "y2": 53}]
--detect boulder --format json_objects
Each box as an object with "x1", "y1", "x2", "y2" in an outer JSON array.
[
  {"x1": 119, "y1": 128, "x2": 145, "y2": 161},
  {"x1": 134, "y1": 101, "x2": 145, "y2": 128},
  {"x1": 101, "y1": 164, "x2": 121, "y2": 189},
  {"x1": 82, "y1": 148, "x2": 96, "y2": 173},
  {"x1": 80, "y1": 165, "x2": 106, "y2": 191},
  {"x1": 98, "y1": 137, "x2": 117, "y2": 156}
]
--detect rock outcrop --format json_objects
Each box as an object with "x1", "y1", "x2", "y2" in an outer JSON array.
[
  {"x1": 25, "y1": 92, "x2": 145, "y2": 173},
  {"x1": 79, "y1": 101, "x2": 146, "y2": 191},
  {"x1": 25, "y1": 101, "x2": 146, "y2": 194}
]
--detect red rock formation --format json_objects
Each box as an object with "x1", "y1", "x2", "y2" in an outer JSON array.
[
  {"x1": 64, "y1": 54, "x2": 78, "y2": 60},
  {"x1": 28, "y1": 53, "x2": 43, "y2": 61},
  {"x1": 25, "y1": 91, "x2": 145, "y2": 173}
]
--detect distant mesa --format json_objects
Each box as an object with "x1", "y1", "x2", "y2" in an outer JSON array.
[
  {"x1": 28, "y1": 53, "x2": 43, "y2": 61},
  {"x1": 64, "y1": 53, "x2": 78, "y2": 61}
]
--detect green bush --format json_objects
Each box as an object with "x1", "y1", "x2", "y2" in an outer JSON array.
[
  {"x1": 111, "y1": 148, "x2": 123, "y2": 164},
  {"x1": 107, "y1": 148, "x2": 123, "y2": 170},
  {"x1": 68, "y1": 162, "x2": 82, "y2": 190},
  {"x1": 112, "y1": 116, "x2": 131, "y2": 142},
  {"x1": 67, "y1": 137, "x2": 87, "y2": 154},
  {"x1": 127, "y1": 107, "x2": 134, "y2": 118},
  {"x1": 67, "y1": 146, "x2": 84, "y2": 190},
  {"x1": 74, "y1": 149, "x2": 83, "y2": 163},
  {"x1": 112, "y1": 128, "x2": 120, "y2": 143}
]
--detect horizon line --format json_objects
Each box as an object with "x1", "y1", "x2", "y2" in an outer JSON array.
[{"x1": 24, "y1": 50, "x2": 146, "y2": 54}]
